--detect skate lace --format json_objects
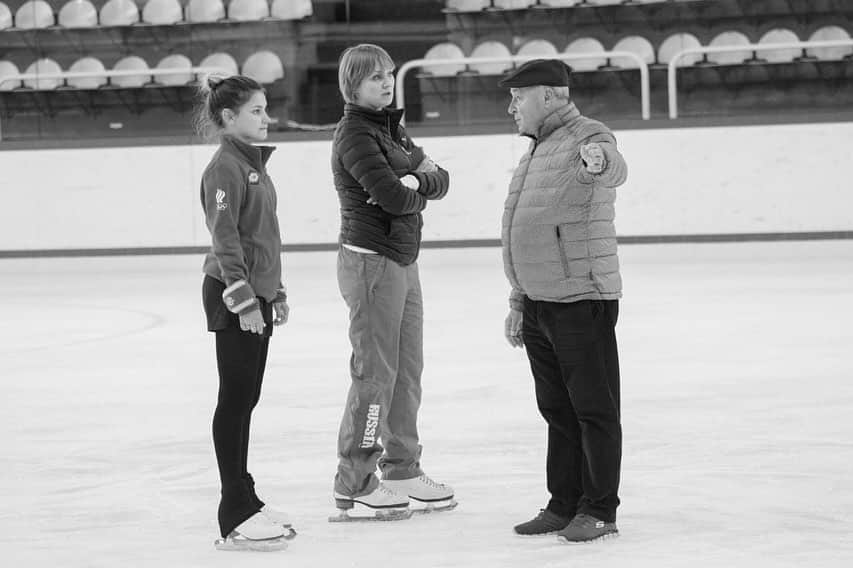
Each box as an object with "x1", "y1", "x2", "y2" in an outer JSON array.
[{"x1": 418, "y1": 474, "x2": 446, "y2": 489}]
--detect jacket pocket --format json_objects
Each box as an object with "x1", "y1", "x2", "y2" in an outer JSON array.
[{"x1": 555, "y1": 226, "x2": 571, "y2": 279}]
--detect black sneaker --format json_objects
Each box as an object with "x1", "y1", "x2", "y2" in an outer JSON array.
[
  {"x1": 513, "y1": 509, "x2": 572, "y2": 536},
  {"x1": 556, "y1": 513, "x2": 618, "y2": 543}
]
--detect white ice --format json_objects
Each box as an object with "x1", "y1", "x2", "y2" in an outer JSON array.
[{"x1": 1, "y1": 241, "x2": 852, "y2": 567}]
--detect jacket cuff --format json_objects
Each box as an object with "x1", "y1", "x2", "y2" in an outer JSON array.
[
  {"x1": 274, "y1": 286, "x2": 288, "y2": 303},
  {"x1": 222, "y1": 279, "x2": 259, "y2": 315},
  {"x1": 412, "y1": 170, "x2": 448, "y2": 200},
  {"x1": 509, "y1": 290, "x2": 525, "y2": 312}
]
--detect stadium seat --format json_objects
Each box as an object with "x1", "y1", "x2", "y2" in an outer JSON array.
[
  {"x1": 806, "y1": 26, "x2": 853, "y2": 61},
  {"x1": 423, "y1": 42, "x2": 466, "y2": 76},
  {"x1": 563, "y1": 37, "x2": 606, "y2": 71},
  {"x1": 186, "y1": 0, "x2": 225, "y2": 22},
  {"x1": 111, "y1": 56, "x2": 151, "y2": 88},
  {"x1": 100, "y1": 0, "x2": 140, "y2": 26},
  {"x1": 14, "y1": 0, "x2": 55, "y2": 29},
  {"x1": 517, "y1": 39, "x2": 558, "y2": 58},
  {"x1": 758, "y1": 28, "x2": 801, "y2": 63},
  {"x1": 155, "y1": 54, "x2": 193, "y2": 86},
  {"x1": 141, "y1": 0, "x2": 183, "y2": 25},
  {"x1": 200, "y1": 52, "x2": 239, "y2": 76},
  {"x1": 242, "y1": 51, "x2": 284, "y2": 84},
  {"x1": 24, "y1": 58, "x2": 63, "y2": 90},
  {"x1": 469, "y1": 41, "x2": 512, "y2": 75},
  {"x1": 270, "y1": 0, "x2": 312, "y2": 20},
  {"x1": 227, "y1": 0, "x2": 270, "y2": 21},
  {"x1": 611, "y1": 35, "x2": 655, "y2": 68},
  {"x1": 706, "y1": 31, "x2": 752, "y2": 65},
  {"x1": 444, "y1": 0, "x2": 490, "y2": 12},
  {"x1": 58, "y1": 0, "x2": 98, "y2": 28},
  {"x1": 0, "y1": 2, "x2": 13, "y2": 30},
  {"x1": 658, "y1": 33, "x2": 703, "y2": 66},
  {"x1": 493, "y1": 0, "x2": 535, "y2": 9},
  {"x1": 0, "y1": 60, "x2": 21, "y2": 91},
  {"x1": 68, "y1": 56, "x2": 108, "y2": 89}
]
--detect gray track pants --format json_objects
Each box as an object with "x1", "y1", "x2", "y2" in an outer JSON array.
[{"x1": 334, "y1": 247, "x2": 425, "y2": 497}]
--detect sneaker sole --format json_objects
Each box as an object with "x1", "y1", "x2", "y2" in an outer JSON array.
[
  {"x1": 514, "y1": 530, "x2": 564, "y2": 537},
  {"x1": 557, "y1": 531, "x2": 619, "y2": 544}
]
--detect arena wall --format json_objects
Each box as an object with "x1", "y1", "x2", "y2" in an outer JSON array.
[{"x1": 0, "y1": 121, "x2": 850, "y2": 253}]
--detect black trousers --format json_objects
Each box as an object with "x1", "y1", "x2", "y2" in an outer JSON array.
[
  {"x1": 203, "y1": 276, "x2": 273, "y2": 537},
  {"x1": 522, "y1": 297, "x2": 622, "y2": 522}
]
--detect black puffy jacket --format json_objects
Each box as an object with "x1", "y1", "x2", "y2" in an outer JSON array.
[{"x1": 331, "y1": 104, "x2": 449, "y2": 265}]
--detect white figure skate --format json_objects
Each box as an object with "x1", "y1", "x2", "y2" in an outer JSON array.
[
  {"x1": 260, "y1": 505, "x2": 297, "y2": 540},
  {"x1": 329, "y1": 482, "x2": 413, "y2": 522},
  {"x1": 214, "y1": 512, "x2": 289, "y2": 551},
  {"x1": 383, "y1": 474, "x2": 457, "y2": 514}
]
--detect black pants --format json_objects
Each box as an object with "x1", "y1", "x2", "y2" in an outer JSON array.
[
  {"x1": 203, "y1": 276, "x2": 273, "y2": 537},
  {"x1": 522, "y1": 297, "x2": 622, "y2": 522}
]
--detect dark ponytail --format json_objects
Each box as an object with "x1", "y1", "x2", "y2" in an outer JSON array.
[{"x1": 194, "y1": 73, "x2": 265, "y2": 139}]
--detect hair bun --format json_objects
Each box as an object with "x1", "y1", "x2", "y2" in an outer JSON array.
[{"x1": 205, "y1": 73, "x2": 228, "y2": 91}]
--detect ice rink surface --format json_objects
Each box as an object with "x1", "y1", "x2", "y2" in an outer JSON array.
[{"x1": 1, "y1": 241, "x2": 851, "y2": 568}]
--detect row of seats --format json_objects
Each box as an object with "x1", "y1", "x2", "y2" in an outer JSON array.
[
  {"x1": 0, "y1": 50, "x2": 283, "y2": 90},
  {"x1": 445, "y1": 0, "x2": 692, "y2": 11},
  {"x1": 0, "y1": 0, "x2": 312, "y2": 29},
  {"x1": 424, "y1": 26, "x2": 853, "y2": 74}
]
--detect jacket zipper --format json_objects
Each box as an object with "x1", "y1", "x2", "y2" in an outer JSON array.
[{"x1": 555, "y1": 226, "x2": 571, "y2": 277}]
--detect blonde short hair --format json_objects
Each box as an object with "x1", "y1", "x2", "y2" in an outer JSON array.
[{"x1": 338, "y1": 44, "x2": 395, "y2": 104}]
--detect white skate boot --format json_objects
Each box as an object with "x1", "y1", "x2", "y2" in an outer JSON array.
[
  {"x1": 329, "y1": 482, "x2": 412, "y2": 522},
  {"x1": 260, "y1": 505, "x2": 297, "y2": 539},
  {"x1": 214, "y1": 512, "x2": 289, "y2": 551},
  {"x1": 383, "y1": 474, "x2": 457, "y2": 513}
]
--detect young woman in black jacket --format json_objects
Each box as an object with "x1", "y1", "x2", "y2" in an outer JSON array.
[{"x1": 329, "y1": 44, "x2": 455, "y2": 521}]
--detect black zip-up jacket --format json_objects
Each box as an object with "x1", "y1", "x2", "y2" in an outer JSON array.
[{"x1": 331, "y1": 104, "x2": 450, "y2": 265}]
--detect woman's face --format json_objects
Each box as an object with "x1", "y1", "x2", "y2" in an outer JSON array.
[
  {"x1": 354, "y1": 65, "x2": 395, "y2": 111},
  {"x1": 223, "y1": 91, "x2": 270, "y2": 143}
]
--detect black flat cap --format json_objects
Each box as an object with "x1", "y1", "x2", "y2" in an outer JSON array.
[{"x1": 498, "y1": 58, "x2": 572, "y2": 88}]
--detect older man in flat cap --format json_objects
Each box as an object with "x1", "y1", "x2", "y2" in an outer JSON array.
[{"x1": 499, "y1": 58, "x2": 627, "y2": 543}]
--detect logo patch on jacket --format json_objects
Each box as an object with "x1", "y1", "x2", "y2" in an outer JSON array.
[
  {"x1": 215, "y1": 189, "x2": 228, "y2": 210},
  {"x1": 248, "y1": 171, "x2": 260, "y2": 184}
]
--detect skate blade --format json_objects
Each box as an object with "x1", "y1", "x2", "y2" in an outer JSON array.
[
  {"x1": 410, "y1": 498, "x2": 458, "y2": 514},
  {"x1": 282, "y1": 526, "x2": 297, "y2": 540},
  {"x1": 214, "y1": 535, "x2": 289, "y2": 552},
  {"x1": 557, "y1": 531, "x2": 619, "y2": 545},
  {"x1": 328, "y1": 503, "x2": 413, "y2": 523}
]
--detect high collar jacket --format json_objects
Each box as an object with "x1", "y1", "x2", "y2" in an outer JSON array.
[
  {"x1": 502, "y1": 103, "x2": 628, "y2": 308},
  {"x1": 200, "y1": 135, "x2": 284, "y2": 304},
  {"x1": 331, "y1": 104, "x2": 449, "y2": 265}
]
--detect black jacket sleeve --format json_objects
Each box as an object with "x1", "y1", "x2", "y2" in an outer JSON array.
[{"x1": 337, "y1": 128, "x2": 428, "y2": 216}]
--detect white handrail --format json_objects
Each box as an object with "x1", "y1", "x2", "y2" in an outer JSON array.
[
  {"x1": 395, "y1": 51, "x2": 651, "y2": 125},
  {"x1": 667, "y1": 39, "x2": 853, "y2": 119},
  {"x1": 0, "y1": 66, "x2": 230, "y2": 141}
]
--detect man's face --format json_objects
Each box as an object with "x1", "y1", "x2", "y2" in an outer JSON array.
[{"x1": 507, "y1": 86, "x2": 547, "y2": 137}]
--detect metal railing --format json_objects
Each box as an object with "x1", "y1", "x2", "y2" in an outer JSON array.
[
  {"x1": 667, "y1": 39, "x2": 853, "y2": 119},
  {"x1": 0, "y1": 67, "x2": 229, "y2": 140},
  {"x1": 395, "y1": 51, "x2": 651, "y2": 125}
]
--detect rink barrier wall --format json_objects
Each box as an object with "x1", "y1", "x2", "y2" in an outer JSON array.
[
  {"x1": 1, "y1": 120, "x2": 851, "y2": 257},
  {"x1": 0, "y1": 232, "x2": 851, "y2": 259}
]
